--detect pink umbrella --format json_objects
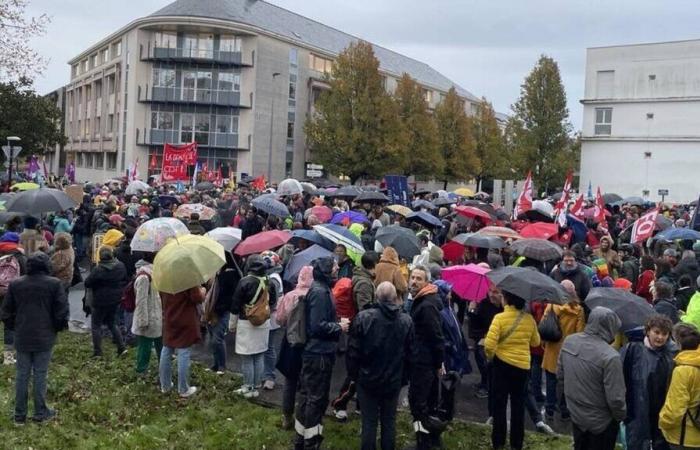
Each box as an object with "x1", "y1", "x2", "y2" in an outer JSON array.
[
  {"x1": 305, "y1": 206, "x2": 333, "y2": 223},
  {"x1": 441, "y1": 264, "x2": 491, "y2": 302}
]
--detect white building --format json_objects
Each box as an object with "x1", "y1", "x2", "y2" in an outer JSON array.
[{"x1": 579, "y1": 39, "x2": 700, "y2": 204}]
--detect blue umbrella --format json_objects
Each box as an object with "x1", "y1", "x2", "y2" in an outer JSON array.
[
  {"x1": 330, "y1": 210, "x2": 369, "y2": 225},
  {"x1": 289, "y1": 229, "x2": 336, "y2": 251},
  {"x1": 284, "y1": 244, "x2": 334, "y2": 283},
  {"x1": 655, "y1": 227, "x2": 700, "y2": 241},
  {"x1": 406, "y1": 211, "x2": 443, "y2": 228}
]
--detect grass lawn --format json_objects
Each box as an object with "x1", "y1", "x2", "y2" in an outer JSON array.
[{"x1": 0, "y1": 332, "x2": 573, "y2": 449}]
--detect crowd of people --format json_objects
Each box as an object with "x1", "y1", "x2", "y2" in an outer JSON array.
[{"x1": 1, "y1": 178, "x2": 700, "y2": 450}]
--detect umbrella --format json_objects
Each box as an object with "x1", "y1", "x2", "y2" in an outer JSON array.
[
  {"x1": 0, "y1": 211, "x2": 27, "y2": 225},
  {"x1": 234, "y1": 230, "x2": 291, "y2": 256},
  {"x1": 442, "y1": 264, "x2": 491, "y2": 301},
  {"x1": 125, "y1": 180, "x2": 151, "y2": 195},
  {"x1": 414, "y1": 189, "x2": 431, "y2": 196},
  {"x1": 462, "y1": 200, "x2": 498, "y2": 217},
  {"x1": 520, "y1": 209, "x2": 554, "y2": 223},
  {"x1": 11, "y1": 182, "x2": 40, "y2": 191},
  {"x1": 622, "y1": 196, "x2": 645, "y2": 206},
  {"x1": 412, "y1": 199, "x2": 436, "y2": 210},
  {"x1": 455, "y1": 205, "x2": 494, "y2": 223},
  {"x1": 174, "y1": 203, "x2": 217, "y2": 220},
  {"x1": 326, "y1": 185, "x2": 362, "y2": 199},
  {"x1": 486, "y1": 266, "x2": 567, "y2": 303},
  {"x1": 289, "y1": 229, "x2": 336, "y2": 251},
  {"x1": 477, "y1": 226, "x2": 521, "y2": 240},
  {"x1": 283, "y1": 245, "x2": 334, "y2": 283},
  {"x1": 453, "y1": 233, "x2": 505, "y2": 249},
  {"x1": 510, "y1": 238, "x2": 563, "y2": 262},
  {"x1": 532, "y1": 200, "x2": 554, "y2": 217},
  {"x1": 453, "y1": 187, "x2": 475, "y2": 197},
  {"x1": 251, "y1": 195, "x2": 290, "y2": 218},
  {"x1": 387, "y1": 204, "x2": 412, "y2": 217},
  {"x1": 432, "y1": 197, "x2": 455, "y2": 207},
  {"x1": 205, "y1": 227, "x2": 243, "y2": 252},
  {"x1": 313, "y1": 224, "x2": 365, "y2": 255},
  {"x1": 441, "y1": 241, "x2": 466, "y2": 262},
  {"x1": 195, "y1": 181, "x2": 215, "y2": 192},
  {"x1": 520, "y1": 222, "x2": 559, "y2": 240},
  {"x1": 406, "y1": 211, "x2": 443, "y2": 228},
  {"x1": 277, "y1": 178, "x2": 304, "y2": 196},
  {"x1": 585, "y1": 287, "x2": 654, "y2": 332},
  {"x1": 654, "y1": 227, "x2": 700, "y2": 241},
  {"x1": 300, "y1": 182, "x2": 317, "y2": 194},
  {"x1": 304, "y1": 206, "x2": 333, "y2": 223},
  {"x1": 656, "y1": 215, "x2": 673, "y2": 231},
  {"x1": 158, "y1": 195, "x2": 180, "y2": 208},
  {"x1": 375, "y1": 225, "x2": 421, "y2": 259},
  {"x1": 4, "y1": 188, "x2": 77, "y2": 214},
  {"x1": 152, "y1": 235, "x2": 226, "y2": 294},
  {"x1": 355, "y1": 191, "x2": 390, "y2": 203},
  {"x1": 330, "y1": 210, "x2": 369, "y2": 225},
  {"x1": 131, "y1": 218, "x2": 191, "y2": 252},
  {"x1": 602, "y1": 193, "x2": 622, "y2": 204}
]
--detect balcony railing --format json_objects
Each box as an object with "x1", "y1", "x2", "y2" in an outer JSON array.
[
  {"x1": 136, "y1": 127, "x2": 249, "y2": 150},
  {"x1": 139, "y1": 42, "x2": 254, "y2": 67},
  {"x1": 138, "y1": 84, "x2": 250, "y2": 108}
]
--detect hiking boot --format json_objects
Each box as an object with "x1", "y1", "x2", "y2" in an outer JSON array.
[
  {"x1": 179, "y1": 386, "x2": 198, "y2": 398},
  {"x1": 3, "y1": 350, "x2": 15, "y2": 365}
]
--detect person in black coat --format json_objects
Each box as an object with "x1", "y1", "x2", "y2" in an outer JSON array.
[
  {"x1": 84, "y1": 246, "x2": 128, "y2": 357},
  {"x1": 652, "y1": 281, "x2": 680, "y2": 324},
  {"x1": 347, "y1": 281, "x2": 414, "y2": 450},
  {"x1": 206, "y1": 252, "x2": 241, "y2": 372},
  {"x1": 0, "y1": 252, "x2": 68, "y2": 423},
  {"x1": 550, "y1": 251, "x2": 592, "y2": 301}
]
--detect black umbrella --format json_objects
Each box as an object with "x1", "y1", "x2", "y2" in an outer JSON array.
[
  {"x1": 602, "y1": 193, "x2": 622, "y2": 204},
  {"x1": 326, "y1": 185, "x2": 362, "y2": 199},
  {"x1": 486, "y1": 266, "x2": 567, "y2": 303},
  {"x1": 510, "y1": 239, "x2": 563, "y2": 262},
  {"x1": 289, "y1": 229, "x2": 336, "y2": 251},
  {"x1": 414, "y1": 189, "x2": 432, "y2": 196},
  {"x1": 412, "y1": 199, "x2": 436, "y2": 210},
  {"x1": 452, "y1": 233, "x2": 505, "y2": 249},
  {"x1": 195, "y1": 181, "x2": 215, "y2": 191},
  {"x1": 5, "y1": 188, "x2": 78, "y2": 214},
  {"x1": 622, "y1": 196, "x2": 645, "y2": 206},
  {"x1": 375, "y1": 225, "x2": 421, "y2": 259},
  {"x1": 406, "y1": 211, "x2": 443, "y2": 228},
  {"x1": 355, "y1": 191, "x2": 390, "y2": 203},
  {"x1": 585, "y1": 287, "x2": 654, "y2": 332},
  {"x1": 251, "y1": 195, "x2": 290, "y2": 218},
  {"x1": 432, "y1": 197, "x2": 455, "y2": 207}
]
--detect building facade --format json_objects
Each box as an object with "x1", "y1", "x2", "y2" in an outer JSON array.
[
  {"x1": 62, "y1": 0, "x2": 480, "y2": 184},
  {"x1": 579, "y1": 39, "x2": 700, "y2": 203}
]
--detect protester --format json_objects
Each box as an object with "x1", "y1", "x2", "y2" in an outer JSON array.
[
  {"x1": 334, "y1": 244, "x2": 354, "y2": 279},
  {"x1": 186, "y1": 212, "x2": 206, "y2": 235},
  {"x1": 131, "y1": 253, "x2": 162, "y2": 375},
  {"x1": 352, "y1": 251, "x2": 378, "y2": 311},
  {"x1": 0, "y1": 231, "x2": 27, "y2": 365},
  {"x1": 203, "y1": 252, "x2": 239, "y2": 375},
  {"x1": 19, "y1": 216, "x2": 48, "y2": 254},
  {"x1": 682, "y1": 275, "x2": 700, "y2": 329},
  {"x1": 550, "y1": 250, "x2": 592, "y2": 300},
  {"x1": 637, "y1": 255, "x2": 657, "y2": 303},
  {"x1": 467, "y1": 285, "x2": 503, "y2": 400},
  {"x1": 676, "y1": 274, "x2": 695, "y2": 312},
  {"x1": 654, "y1": 280, "x2": 681, "y2": 323},
  {"x1": 374, "y1": 247, "x2": 408, "y2": 301},
  {"x1": 49, "y1": 232, "x2": 74, "y2": 294}
]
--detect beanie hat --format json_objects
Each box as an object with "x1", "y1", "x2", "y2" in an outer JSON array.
[
  {"x1": 613, "y1": 278, "x2": 632, "y2": 291},
  {"x1": 0, "y1": 231, "x2": 20, "y2": 243}
]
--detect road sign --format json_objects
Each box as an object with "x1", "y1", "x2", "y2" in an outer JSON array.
[
  {"x1": 1, "y1": 145, "x2": 20, "y2": 160},
  {"x1": 658, "y1": 189, "x2": 669, "y2": 196},
  {"x1": 305, "y1": 162, "x2": 325, "y2": 179}
]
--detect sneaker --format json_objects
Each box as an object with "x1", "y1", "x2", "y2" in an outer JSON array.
[
  {"x1": 3, "y1": 351, "x2": 15, "y2": 365},
  {"x1": 535, "y1": 421, "x2": 555, "y2": 435},
  {"x1": 243, "y1": 389, "x2": 259, "y2": 399},
  {"x1": 161, "y1": 383, "x2": 174, "y2": 394},
  {"x1": 485, "y1": 416, "x2": 493, "y2": 426},
  {"x1": 179, "y1": 386, "x2": 198, "y2": 398},
  {"x1": 234, "y1": 386, "x2": 254, "y2": 396},
  {"x1": 215, "y1": 370, "x2": 225, "y2": 376},
  {"x1": 475, "y1": 387, "x2": 489, "y2": 399},
  {"x1": 14, "y1": 416, "x2": 26, "y2": 426},
  {"x1": 32, "y1": 409, "x2": 57, "y2": 423},
  {"x1": 117, "y1": 348, "x2": 128, "y2": 357},
  {"x1": 263, "y1": 380, "x2": 275, "y2": 390},
  {"x1": 334, "y1": 409, "x2": 348, "y2": 422}
]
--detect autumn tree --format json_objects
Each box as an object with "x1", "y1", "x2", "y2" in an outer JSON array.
[
  {"x1": 304, "y1": 41, "x2": 406, "y2": 183},
  {"x1": 434, "y1": 87, "x2": 479, "y2": 189},
  {"x1": 0, "y1": 0, "x2": 50, "y2": 81},
  {"x1": 393, "y1": 73, "x2": 442, "y2": 179},
  {"x1": 507, "y1": 55, "x2": 572, "y2": 194},
  {"x1": 472, "y1": 98, "x2": 507, "y2": 191}
]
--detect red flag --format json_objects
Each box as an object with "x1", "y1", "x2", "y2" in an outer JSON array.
[
  {"x1": 631, "y1": 209, "x2": 659, "y2": 244},
  {"x1": 569, "y1": 194, "x2": 585, "y2": 220},
  {"x1": 215, "y1": 166, "x2": 223, "y2": 187},
  {"x1": 592, "y1": 187, "x2": 606, "y2": 223},
  {"x1": 149, "y1": 154, "x2": 157, "y2": 170},
  {"x1": 251, "y1": 175, "x2": 266, "y2": 191},
  {"x1": 554, "y1": 170, "x2": 573, "y2": 214},
  {"x1": 513, "y1": 171, "x2": 533, "y2": 218}
]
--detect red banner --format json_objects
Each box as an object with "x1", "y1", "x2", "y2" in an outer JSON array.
[
  {"x1": 513, "y1": 171, "x2": 533, "y2": 218},
  {"x1": 161, "y1": 143, "x2": 198, "y2": 182},
  {"x1": 631, "y1": 209, "x2": 658, "y2": 244}
]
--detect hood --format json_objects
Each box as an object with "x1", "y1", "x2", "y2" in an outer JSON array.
[
  {"x1": 244, "y1": 254, "x2": 267, "y2": 276},
  {"x1": 27, "y1": 252, "x2": 51, "y2": 275},
  {"x1": 349, "y1": 223, "x2": 364, "y2": 238},
  {"x1": 99, "y1": 259, "x2": 120, "y2": 270},
  {"x1": 135, "y1": 259, "x2": 153, "y2": 274},
  {"x1": 429, "y1": 245, "x2": 444, "y2": 265},
  {"x1": 312, "y1": 256, "x2": 335, "y2": 285},
  {"x1": 558, "y1": 302, "x2": 583, "y2": 316},
  {"x1": 0, "y1": 242, "x2": 21, "y2": 255},
  {"x1": 413, "y1": 283, "x2": 439, "y2": 301},
  {"x1": 54, "y1": 232, "x2": 72, "y2": 250},
  {"x1": 352, "y1": 265, "x2": 373, "y2": 280},
  {"x1": 675, "y1": 348, "x2": 700, "y2": 368},
  {"x1": 377, "y1": 301, "x2": 400, "y2": 320},
  {"x1": 584, "y1": 306, "x2": 621, "y2": 343},
  {"x1": 296, "y1": 265, "x2": 314, "y2": 289},
  {"x1": 102, "y1": 229, "x2": 125, "y2": 248},
  {"x1": 433, "y1": 279, "x2": 452, "y2": 306},
  {"x1": 380, "y1": 246, "x2": 400, "y2": 265}
]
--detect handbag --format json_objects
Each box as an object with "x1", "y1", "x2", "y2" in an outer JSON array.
[{"x1": 538, "y1": 306, "x2": 562, "y2": 342}]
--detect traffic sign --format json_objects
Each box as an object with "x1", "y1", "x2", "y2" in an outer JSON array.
[{"x1": 658, "y1": 189, "x2": 669, "y2": 196}]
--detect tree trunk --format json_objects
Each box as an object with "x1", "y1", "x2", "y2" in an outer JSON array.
[{"x1": 443, "y1": 179, "x2": 448, "y2": 190}]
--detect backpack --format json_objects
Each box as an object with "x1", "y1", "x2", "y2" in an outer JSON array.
[
  {"x1": 121, "y1": 271, "x2": 150, "y2": 313},
  {"x1": 0, "y1": 254, "x2": 21, "y2": 296},
  {"x1": 286, "y1": 294, "x2": 307, "y2": 347},
  {"x1": 245, "y1": 276, "x2": 270, "y2": 326}
]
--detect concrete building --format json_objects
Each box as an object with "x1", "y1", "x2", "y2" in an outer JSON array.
[
  {"x1": 44, "y1": 86, "x2": 67, "y2": 175},
  {"x1": 579, "y1": 39, "x2": 700, "y2": 204},
  {"x1": 62, "y1": 0, "x2": 480, "y2": 183}
]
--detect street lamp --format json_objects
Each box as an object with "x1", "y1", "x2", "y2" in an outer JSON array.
[
  {"x1": 267, "y1": 72, "x2": 282, "y2": 182},
  {"x1": 5, "y1": 136, "x2": 20, "y2": 192}
]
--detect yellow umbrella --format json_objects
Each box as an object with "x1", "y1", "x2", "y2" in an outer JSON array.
[
  {"x1": 387, "y1": 204, "x2": 412, "y2": 217},
  {"x1": 12, "y1": 182, "x2": 40, "y2": 191},
  {"x1": 152, "y1": 234, "x2": 226, "y2": 294},
  {"x1": 454, "y1": 187, "x2": 475, "y2": 197}
]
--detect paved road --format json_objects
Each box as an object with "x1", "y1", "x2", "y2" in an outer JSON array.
[{"x1": 68, "y1": 278, "x2": 571, "y2": 435}]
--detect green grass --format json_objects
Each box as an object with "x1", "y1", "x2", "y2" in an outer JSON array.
[{"x1": 0, "y1": 332, "x2": 572, "y2": 449}]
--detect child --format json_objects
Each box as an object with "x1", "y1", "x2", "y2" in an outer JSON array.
[{"x1": 620, "y1": 314, "x2": 676, "y2": 450}]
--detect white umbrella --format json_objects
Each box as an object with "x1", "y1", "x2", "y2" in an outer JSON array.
[
  {"x1": 277, "y1": 178, "x2": 303, "y2": 196},
  {"x1": 532, "y1": 200, "x2": 554, "y2": 218},
  {"x1": 125, "y1": 180, "x2": 150, "y2": 196},
  {"x1": 206, "y1": 227, "x2": 243, "y2": 252},
  {"x1": 131, "y1": 218, "x2": 190, "y2": 252}
]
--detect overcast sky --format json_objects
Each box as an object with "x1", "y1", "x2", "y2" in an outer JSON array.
[{"x1": 26, "y1": 0, "x2": 700, "y2": 129}]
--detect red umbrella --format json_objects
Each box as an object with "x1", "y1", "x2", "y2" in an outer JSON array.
[
  {"x1": 520, "y1": 222, "x2": 558, "y2": 240},
  {"x1": 234, "y1": 230, "x2": 291, "y2": 256},
  {"x1": 441, "y1": 241, "x2": 466, "y2": 263},
  {"x1": 455, "y1": 205, "x2": 494, "y2": 223},
  {"x1": 305, "y1": 206, "x2": 333, "y2": 223}
]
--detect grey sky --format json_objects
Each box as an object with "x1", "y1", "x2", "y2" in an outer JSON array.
[{"x1": 26, "y1": 0, "x2": 700, "y2": 130}]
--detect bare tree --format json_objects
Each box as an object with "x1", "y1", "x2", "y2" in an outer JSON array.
[{"x1": 0, "y1": 0, "x2": 50, "y2": 81}]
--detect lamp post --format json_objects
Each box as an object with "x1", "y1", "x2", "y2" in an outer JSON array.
[
  {"x1": 267, "y1": 72, "x2": 282, "y2": 182},
  {"x1": 5, "y1": 136, "x2": 20, "y2": 192}
]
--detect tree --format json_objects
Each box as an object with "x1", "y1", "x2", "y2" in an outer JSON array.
[
  {"x1": 0, "y1": 79, "x2": 66, "y2": 159},
  {"x1": 434, "y1": 87, "x2": 479, "y2": 189},
  {"x1": 472, "y1": 98, "x2": 507, "y2": 191},
  {"x1": 393, "y1": 73, "x2": 442, "y2": 179},
  {"x1": 304, "y1": 41, "x2": 406, "y2": 183},
  {"x1": 0, "y1": 0, "x2": 50, "y2": 81},
  {"x1": 508, "y1": 55, "x2": 572, "y2": 194}
]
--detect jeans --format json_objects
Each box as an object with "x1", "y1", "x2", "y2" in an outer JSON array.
[
  {"x1": 357, "y1": 385, "x2": 400, "y2": 450},
  {"x1": 207, "y1": 312, "x2": 229, "y2": 371},
  {"x1": 545, "y1": 370, "x2": 568, "y2": 416},
  {"x1": 491, "y1": 357, "x2": 528, "y2": 450},
  {"x1": 91, "y1": 304, "x2": 125, "y2": 356},
  {"x1": 473, "y1": 343, "x2": 488, "y2": 388},
  {"x1": 159, "y1": 346, "x2": 192, "y2": 395},
  {"x1": 282, "y1": 375, "x2": 298, "y2": 416},
  {"x1": 135, "y1": 336, "x2": 162, "y2": 374},
  {"x1": 572, "y1": 420, "x2": 619, "y2": 450},
  {"x1": 240, "y1": 352, "x2": 265, "y2": 389},
  {"x1": 74, "y1": 233, "x2": 86, "y2": 258},
  {"x1": 263, "y1": 327, "x2": 281, "y2": 381},
  {"x1": 3, "y1": 323, "x2": 14, "y2": 351},
  {"x1": 530, "y1": 353, "x2": 544, "y2": 403},
  {"x1": 15, "y1": 349, "x2": 53, "y2": 420}
]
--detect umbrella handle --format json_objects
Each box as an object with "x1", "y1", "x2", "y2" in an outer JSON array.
[{"x1": 232, "y1": 256, "x2": 244, "y2": 278}]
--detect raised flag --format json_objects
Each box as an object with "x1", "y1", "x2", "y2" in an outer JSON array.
[
  {"x1": 593, "y1": 187, "x2": 606, "y2": 223},
  {"x1": 631, "y1": 209, "x2": 659, "y2": 244},
  {"x1": 65, "y1": 160, "x2": 76, "y2": 184},
  {"x1": 569, "y1": 194, "x2": 585, "y2": 219},
  {"x1": 251, "y1": 175, "x2": 266, "y2": 191},
  {"x1": 149, "y1": 154, "x2": 158, "y2": 170},
  {"x1": 554, "y1": 170, "x2": 573, "y2": 214},
  {"x1": 513, "y1": 171, "x2": 533, "y2": 219},
  {"x1": 587, "y1": 181, "x2": 592, "y2": 199}
]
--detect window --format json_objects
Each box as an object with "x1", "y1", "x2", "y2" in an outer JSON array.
[
  {"x1": 86, "y1": 153, "x2": 94, "y2": 168},
  {"x1": 77, "y1": 120, "x2": 81, "y2": 138},
  {"x1": 151, "y1": 111, "x2": 174, "y2": 130},
  {"x1": 215, "y1": 115, "x2": 237, "y2": 134},
  {"x1": 71, "y1": 64, "x2": 78, "y2": 78},
  {"x1": 594, "y1": 107, "x2": 612, "y2": 135},
  {"x1": 309, "y1": 54, "x2": 332, "y2": 73},
  {"x1": 95, "y1": 81, "x2": 102, "y2": 98},
  {"x1": 76, "y1": 153, "x2": 83, "y2": 167},
  {"x1": 153, "y1": 68, "x2": 176, "y2": 87},
  {"x1": 113, "y1": 41, "x2": 122, "y2": 57},
  {"x1": 107, "y1": 75, "x2": 115, "y2": 94},
  {"x1": 287, "y1": 122, "x2": 294, "y2": 139},
  {"x1": 422, "y1": 88, "x2": 432, "y2": 103},
  {"x1": 82, "y1": 59, "x2": 89, "y2": 73},
  {"x1": 183, "y1": 33, "x2": 213, "y2": 58},
  {"x1": 107, "y1": 153, "x2": 117, "y2": 170},
  {"x1": 181, "y1": 70, "x2": 212, "y2": 101},
  {"x1": 180, "y1": 113, "x2": 193, "y2": 143},
  {"x1": 154, "y1": 31, "x2": 177, "y2": 49},
  {"x1": 218, "y1": 72, "x2": 240, "y2": 92},
  {"x1": 95, "y1": 117, "x2": 101, "y2": 135},
  {"x1": 289, "y1": 48, "x2": 298, "y2": 66},
  {"x1": 89, "y1": 54, "x2": 97, "y2": 68},
  {"x1": 219, "y1": 35, "x2": 241, "y2": 52},
  {"x1": 101, "y1": 47, "x2": 110, "y2": 63},
  {"x1": 289, "y1": 82, "x2": 296, "y2": 100},
  {"x1": 85, "y1": 119, "x2": 90, "y2": 136},
  {"x1": 107, "y1": 114, "x2": 114, "y2": 133},
  {"x1": 195, "y1": 113, "x2": 210, "y2": 144},
  {"x1": 95, "y1": 153, "x2": 104, "y2": 169},
  {"x1": 86, "y1": 85, "x2": 92, "y2": 101}
]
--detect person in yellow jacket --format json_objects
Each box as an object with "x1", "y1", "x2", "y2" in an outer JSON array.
[
  {"x1": 659, "y1": 323, "x2": 700, "y2": 449},
  {"x1": 484, "y1": 290, "x2": 540, "y2": 450}
]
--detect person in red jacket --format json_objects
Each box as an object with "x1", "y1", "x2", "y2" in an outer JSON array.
[{"x1": 636, "y1": 255, "x2": 656, "y2": 304}]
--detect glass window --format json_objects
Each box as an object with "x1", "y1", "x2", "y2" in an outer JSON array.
[
  {"x1": 195, "y1": 113, "x2": 210, "y2": 144},
  {"x1": 71, "y1": 64, "x2": 78, "y2": 78},
  {"x1": 82, "y1": 59, "x2": 88, "y2": 73},
  {"x1": 101, "y1": 47, "x2": 110, "y2": 63},
  {"x1": 107, "y1": 114, "x2": 114, "y2": 133},
  {"x1": 219, "y1": 35, "x2": 241, "y2": 52},
  {"x1": 154, "y1": 31, "x2": 177, "y2": 49},
  {"x1": 289, "y1": 48, "x2": 298, "y2": 66},
  {"x1": 95, "y1": 153, "x2": 104, "y2": 169},
  {"x1": 594, "y1": 107, "x2": 612, "y2": 135},
  {"x1": 287, "y1": 122, "x2": 294, "y2": 139},
  {"x1": 107, "y1": 153, "x2": 117, "y2": 170},
  {"x1": 151, "y1": 111, "x2": 173, "y2": 130},
  {"x1": 218, "y1": 72, "x2": 240, "y2": 92},
  {"x1": 153, "y1": 68, "x2": 176, "y2": 87},
  {"x1": 216, "y1": 115, "x2": 232, "y2": 134},
  {"x1": 114, "y1": 41, "x2": 122, "y2": 57},
  {"x1": 89, "y1": 54, "x2": 97, "y2": 68},
  {"x1": 180, "y1": 113, "x2": 193, "y2": 143},
  {"x1": 198, "y1": 34, "x2": 213, "y2": 58},
  {"x1": 95, "y1": 81, "x2": 102, "y2": 98},
  {"x1": 95, "y1": 117, "x2": 101, "y2": 135},
  {"x1": 183, "y1": 33, "x2": 197, "y2": 57},
  {"x1": 289, "y1": 82, "x2": 296, "y2": 100},
  {"x1": 181, "y1": 70, "x2": 196, "y2": 101}
]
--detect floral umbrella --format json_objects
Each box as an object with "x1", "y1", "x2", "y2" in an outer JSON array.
[
  {"x1": 131, "y1": 217, "x2": 191, "y2": 253},
  {"x1": 174, "y1": 203, "x2": 217, "y2": 220}
]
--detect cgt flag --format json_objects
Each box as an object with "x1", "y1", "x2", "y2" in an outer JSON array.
[
  {"x1": 593, "y1": 187, "x2": 606, "y2": 223},
  {"x1": 513, "y1": 171, "x2": 533, "y2": 219},
  {"x1": 631, "y1": 209, "x2": 659, "y2": 244},
  {"x1": 554, "y1": 170, "x2": 573, "y2": 215}
]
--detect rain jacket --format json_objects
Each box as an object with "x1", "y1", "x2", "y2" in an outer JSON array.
[
  {"x1": 161, "y1": 285, "x2": 205, "y2": 348},
  {"x1": 541, "y1": 302, "x2": 585, "y2": 373},
  {"x1": 484, "y1": 305, "x2": 540, "y2": 370},
  {"x1": 659, "y1": 348, "x2": 700, "y2": 447},
  {"x1": 682, "y1": 291, "x2": 700, "y2": 330},
  {"x1": 346, "y1": 223, "x2": 364, "y2": 265},
  {"x1": 351, "y1": 266, "x2": 375, "y2": 311},
  {"x1": 131, "y1": 260, "x2": 162, "y2": 339},
  {"x1": 557, "y1": 307, "x2": 626, "y2": 434},
  {"x1": 332, "y1": 277, "x2": 356, "y2": 321},
  {"x1": 410, "y1": 284, "x2": 445, "y2": 369},
  {"x1": 276, "y1": 265, "x2": 313, "y2": 326},
  {"x1": 435, "y1": 280, "x2": 470, "y2": 375},
  {"x1": 84, "y1": 257, "x2": 128, "y2": 307},
  {"x1": 50, "y1": 232, "x2": 74, "y2": 285},
  {"x1": 375, "y1": 247, "x2": 408, "y2": 299},
  {"x1": 304, "y1": 257, "x2": 341, "y2": 356},
  {"x1": 654, "y1": 296, "x2": 680, "y2": 324},
  {"x1": 0, "y1": 241, "x2": 27, "y2": 275},
  {"x1": 550, "y1": 262, "x2": 592, "y2": 301},
  {"x1": 620, "y1": 255, "x2": 639, "y2": 291}
]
